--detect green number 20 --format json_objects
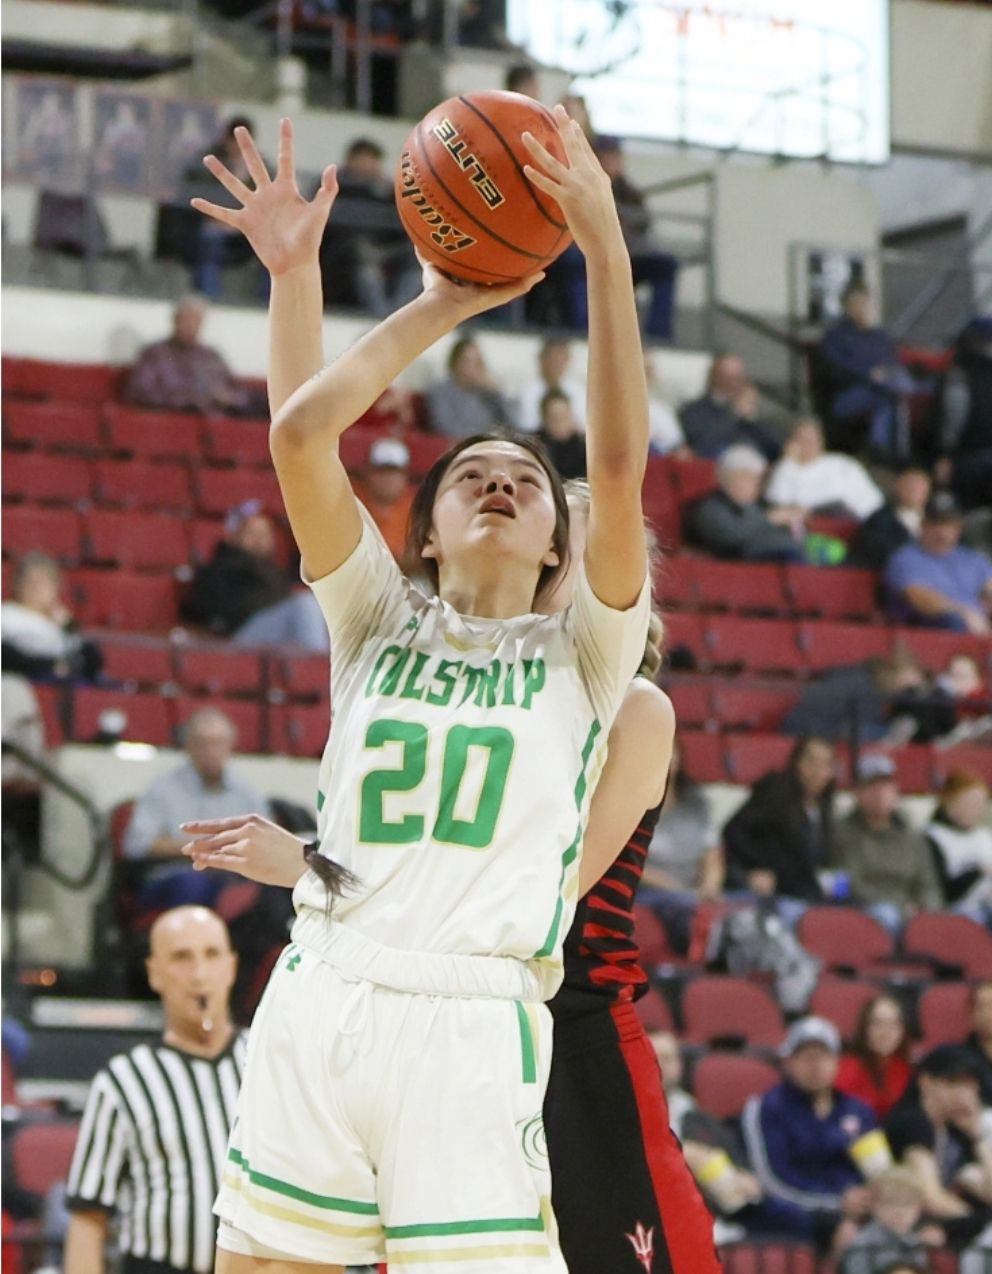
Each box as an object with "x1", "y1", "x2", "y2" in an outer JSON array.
[{"x1": 359, "y1": 719, "x2": 513, "y2": 850}]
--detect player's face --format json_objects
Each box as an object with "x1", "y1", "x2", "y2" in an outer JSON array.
[
  {"x1": 424, "y1": 442, "x2": 559, "y2": 585},
  {"x1": 146, "y1": 910, "x2": 236, "y2": 1034}
]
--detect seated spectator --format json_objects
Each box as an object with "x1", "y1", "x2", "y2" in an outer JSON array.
[
  {"x1": 937, "y1": 317, "x2": 992, "y2": 512},
  {"x1": 850, "y1": 467, "x2": 931, "y2": 570},
  {"x1": 831, "y1": 753, "x2": 943, "y2": 930},
  {"x1": 183, "y1": 500, "x2": 327, "y2": 652},
  {"x1": 645, "y1": 353, "x2": 690, "y2": 456},
  {"x1": 723, "y1": 736, "x2": 836, "y2": 905},
  {"x1": 937, "y1": 655, "x2": 992, "y2": 743},
  {"x1": 963, "y1": 984, "x2": 992, "y2": 1109},
  {"x1": 426, "y1": 337, "x2": 518, "y2": 438},
  {"x1": 742, "y1": 1016, "x2": 885, "y2": 1244},
  {"x1": 123, "y1": 708, "x2": 271, "y2": 910},
  {"x1": 182, "y1": 115, "x2": 258, "y2": 299},
  {"x1": 837, "y1": 1166, "x2": 945, "y2": 1274},
  {"x1": 678, "y1": 353, "x2": 781, "y2": 461},
  {"x1": 125, "y1": 295, "x2": 265, "y2": 415},
  {"x1": 766, "y1": 417, "x2": 884, "y2": 520},
  {"x1": 886, "y1": 1045, "x2": 992, "y2": 1243},
  {"x1": 537, "y1": 388, "x2": 586, "y2": 480},
  {"x1": 884, "y1": 492, "x2": 992, "y2": 634},
  {"x1": 318, "y1": 137, "x2": 419, "y2": 316},
  {"x1": 0, "y1": 552, "x2": 102, "y2": 682},
  {"x1": 837, "y1": 995, "x2": 914, "y2": 1122},
  {"x1": 353, "y1": 436, "x2": 414, "y2": 563},
  {"x1": 926, "y1": 771, "x2": 992, "y2": 924},
  {"x1": 818, "y1": 281, "x2": 916, "y2": 463},
  {"x1": 644, "y1": 739, "x2": 724, "y2": 899},
  {"x1": 686, "y1": 445, "x2": 803, "y2": 562},
  {"x1": 517, "y1": 339, "x2": 586, "y2": 434}
]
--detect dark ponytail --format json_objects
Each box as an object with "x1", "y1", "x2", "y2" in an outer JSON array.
[{"x1": 302, "y1": 840, "x2": 358, "y2": 910}]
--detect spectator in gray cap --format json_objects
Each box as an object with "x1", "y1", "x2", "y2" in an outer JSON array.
[
  {"x1": 831, "y1": 753, "x2": 942, "y2": 933},
  {"x1": 685, "y1": 445, "x2": 804, "y2": 562}
]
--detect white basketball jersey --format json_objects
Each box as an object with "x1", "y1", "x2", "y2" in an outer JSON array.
[{"x1": 293, "y1": 514, "x2": 649, "y2": 996}]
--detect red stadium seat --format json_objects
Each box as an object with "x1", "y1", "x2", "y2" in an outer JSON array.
[
  {"x1": 798, "y1": 621, "x2": 891, "y2": 671},
  {"x1": 677, "y1": 730, "x2": 725, "y2": 783},
  {"x1": 203, "y1": 416, "x2": 271, "y2": 468},
  {"x1": 11, "y1": 1121, "x2": 80, "y2": 1197},
  {"x1": 706, "y1": 617, "x2": 803, "y2": 674},
  {"x1": 272, "y1": 653, "x2": 330, "y2": 701},
  {"x1": 932, "y1": 744, "x2": 992, "y2": 786},
  {"x1": 93, "y1": 459, "x2": 193, "y2": 512},
  {"x1": 3, "y1": 452, "x2": 93, "y2": 505},
  {"x1": 270, "y1": 703, "x2": 329, "y2": 757},
  {"x1": 403, "y1": 431, "x2": 450, "y2": 476},
  {"x1": 663, "y1": 612, "x2": 708, "y2": 664},
  {"x1": 195, "y1": 467, "x2": 284, "y2": 519},
  {"x1": 713, "y1": 685, "x2": 799, "y2": 732},
  {"x1": 83, "y1": 510, "x2": 189, "y2": 572},
  {"x1": 72, "y1": 570, "x2": 180, "y2": 631},
  {"x1": 175, "y1": 647, "x2": 266, "y2": 697},
  {"x1": 692, "y1": 1052, "x2": 779, "y2": 1120},
  {"x1": 632, "y1": 904, "x2": 677, "y2": 967},
  {"x1": 805, "y1": 514, "x2": 859, "y2": 546},
  {"x1": 214, "y1": 879, "x2": 263, "y2": 924},
  {"x1": 32, "y1": 682, "x2": 66, "y2": 747},
  {"x1": 809, "y1": 976, "x2": 879, "y2": 1042},
  {"x1": 666, "y1": 680, "x2": 712, "y2": 728},
  {"x1": 654, "y1": 554, "x2": 696, "y2": 609},
  {"x1": 100, "y1": 636, "x2": 175, "y2": 689},
  {"x1": 682, "y1": 976, "x2": 785, "y2": 1049},
  {"x1": 189, "y1": 518, "x2": 224, "y2": 565},
  {"x1": 884, "y1": 745, "x2": 934, "y2": 794},
  {"x1": 902, "y1": 912, "x2": 992, "y2": 980},
  {"x1": 693, "y1": 562, "x2": 787, "y2": 614},
  {"x1": 14, "y1": 359, "x2": 120, "y2": 404},
  {"x1": 2, "y1": 506, "x2": 83, "y2": 564},
  {"x1": 723, "y1": 734, "x2": 795, "y2": 785},
  {"x1": 3, "y1": 401, "x2": 104, "y2": 452},
  {"x1": 642, "y1": 484, "x2": 682, "y2": 552},
  {"x1": 917, "y1": 983, "x2": 971, "y2": 1052},
  {"x1": 670, "y1": 456, "x2": 717, "y2": 503},
  {"x1": 634, "y1": 987, "x2": 675, "y2": 1033},
  {"x1": 797, "y1": 907, "x2": 894, "y2": 973},
  {"x1": 71, "y1": 687, "x2": 173, "y2": 746},
  {"x1": 103, "y1": 404, "x2": 203, "y2": 460},
  {"x1": 893, "y1": 627, "x2": 991, "y2": 675},
  {"x1": 719, "y1": 1242, "x2": 818, "y2": 1274},
  {"x1": 785, "y1": 565, "x2": 877, "y2": 620}
]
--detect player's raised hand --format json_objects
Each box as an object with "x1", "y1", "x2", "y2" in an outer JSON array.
[
  {"x1": 190, "y1": 117, "x2": 338, "y2": 277},
  {"x1": 521, "y1": 104, "x2": 624, "y2": 260},
  {"x1": 179, "y1": 812, "x2": 308, "y2": 888},
  {"x1": 415, "y1": 251, "x2": 545, "y2": 321}
]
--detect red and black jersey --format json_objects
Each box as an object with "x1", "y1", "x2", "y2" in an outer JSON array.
[{"x1": 550, "y1": 801, "x2": 662, "y2": 1019}]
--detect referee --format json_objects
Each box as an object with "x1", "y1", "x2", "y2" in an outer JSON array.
[{"x1": 64, "y1": 905, "x2": 246, "y2": 1274}]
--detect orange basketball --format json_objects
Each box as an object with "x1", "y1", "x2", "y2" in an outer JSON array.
[{"x1": 395, "y1": 90, "x2": 571, "y2": 285}]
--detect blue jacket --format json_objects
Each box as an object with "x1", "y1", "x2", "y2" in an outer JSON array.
[
  {"x1": 742, "y1": 1080, "x2": 877, "y2": 1236},
  {"x1": 820, "y1": 318, "x2": 899, "y2": 388}
]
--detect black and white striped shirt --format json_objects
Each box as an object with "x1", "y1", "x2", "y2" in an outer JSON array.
[{"x1": 66, "y1": 1033, "x2": 247, "y2": 1274}]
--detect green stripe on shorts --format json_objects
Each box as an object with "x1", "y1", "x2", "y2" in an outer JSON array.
[
  {"x1": 514, "y1": 1002, "x2": 537, "y2": 1084},
  {"x1": 227, "y1": 1148, "x2": 379, "y2": 1215},
  {"x1": 385, "y1": 1213, "x2": 545, "y2": 1239}
]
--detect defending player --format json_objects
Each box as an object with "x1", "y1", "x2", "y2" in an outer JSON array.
[{"x1": 191, "y1": 111, "x2": 650, "y2": 1273}]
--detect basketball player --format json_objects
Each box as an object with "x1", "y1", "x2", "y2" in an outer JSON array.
[{"x1": 191, "y1": 112, "x2": 651, "y2": 1273}]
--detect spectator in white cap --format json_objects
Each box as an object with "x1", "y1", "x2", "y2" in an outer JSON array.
[
  {"x1": 354, "y1": 436, "x2": 414, "y2": 563},
  {"x1": 831, "y1": 753, "x2": 942, "y2": 933},
  {"x1": 685, "y1": 444, "x2": 804, "y2": 562},
  {"x1": 742, "y1": 1016, "x2": 890, "y2": 1245}
]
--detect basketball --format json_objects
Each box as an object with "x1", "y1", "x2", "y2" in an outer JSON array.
[{"x1": 395, "y1": 90, "x2": 572, "y2": 285}]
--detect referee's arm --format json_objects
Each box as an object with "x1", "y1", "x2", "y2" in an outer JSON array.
[{"x1": 65, "y1": 1209, "x2": 110, "y2": 1274}]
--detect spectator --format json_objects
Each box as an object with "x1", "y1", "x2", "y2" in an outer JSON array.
[
  {"x1": 766, "y1": 417, "x2": 884, "y2": 520},
  {"x1": 963, "y1": 983, "x2": 992, "y2": 1109},
  {"x1": 686, "y1": 445, "x2": 803, "y2": 563},
  {"x1": 850, "y1": 467, "x2": 931, "y2": 571},
  {"x1": 831, "y1": 753, "x2": 943, "y2": 930},
  {"x1": 679, "y1": 353, "x2": 781, "y2": 461},
  {"x1": 818, "y1": 281, "x2": 916, "y2": 463},
  {"x1": 125, "y1": 295, "x2": 264, "y2": 415},
  {"x1": 937, "y1": 317, "x2": 992, "y2": 513},
  {"x1": 837, "y1": 1166, "x2": 944, "y2": 1274},
  {"x1": 318, "y1": 136, "x2": 419, "y2": 317},
  {"x1": 537, "y1": 388, "x2": 586, "y2": 479},
  {"x1": 885, "y1": 1045, "x2": 992, "y2": 1242},
  {"x1": 742, "y1": 1016, "x2": 886, "y2": 1244},
  {"x1": 937, "y1": 655, "x2": 991, "y2": 739},
  {"x1": 837, "y1": 996, "x2": 914, "y2": 1122},
  {"x1": 183, "y1": 500, "x2": 327, "y2": 651},
  {"x1": 64, "y1": 906, "x2": 244, "y2": 1274},
  {"x1": 425, "y1": 336, "x2": 518, "y2": 438},
  {"x1": 122, "y1": 708, "x2": 271, "y2": 910},
  {"x1": 884, "y1": 492, "x2": 992, "y2": 634},
  {"x1": 353, "y1": 436, "x2": 414, "y2": 563},
  {"x1": 644, "y1": 739, "x2": 724, "y2": 899},
  {"x1": 645, "y1": 352, "x2": 690, "y2": 456},
  {"x1": 183, "y1": 115, "x2": 258, "y2": 299},
  {"x1": 926, "y1": 771, "x2": 992, "y2": 924},
  {"x1": 0, "y1": 552, "x2": 102, "y2": 682},
  {"x1": 723, "y1": 736, "x2": 837, "y2": 905},
  {"x1": 517, "y1": 339, "x2": 586, "y2": 434},
  {"x1": 504, "y1": 63, "x2": 539, "y2": 97}
]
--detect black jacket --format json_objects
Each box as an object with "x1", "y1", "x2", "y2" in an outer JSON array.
[
  {"x1": 849, "y1": 503, "x2": 914, "y2": 570},
  {"x1": 723, "y1": 770, "x2": 833, "y2": 901},
  {"x1": 182, "y1": 542, "x2": 291, "y2": 636}
]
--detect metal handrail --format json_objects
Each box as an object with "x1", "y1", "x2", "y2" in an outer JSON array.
[{"x1": 890, "y1": 205, "x2": 992, "y2": 340}]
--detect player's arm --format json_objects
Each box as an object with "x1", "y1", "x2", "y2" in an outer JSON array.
[
  {"x1": 578, "y1": 681, "x2": 674, "y2": 896},
  {"x1": 64, "y1": 1209, "x2": 110, "y2": 1274},
  {"x1": 525, "y1": 108, "x2": 649, "y2": 611},
  {"x1": 180, "y1": 813, "x2": 309, "y2": 887}
]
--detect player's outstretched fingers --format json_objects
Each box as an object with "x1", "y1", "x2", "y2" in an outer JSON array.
[
  {"x1": 202, "y1": 154, "x2": 252, "y2": 204},
  {"x1": 189, "y1": 198, "x2": 240, "y2": 229},
  {"x1": 234, "y1": 124, "x2": 271, "y2": 188}
]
